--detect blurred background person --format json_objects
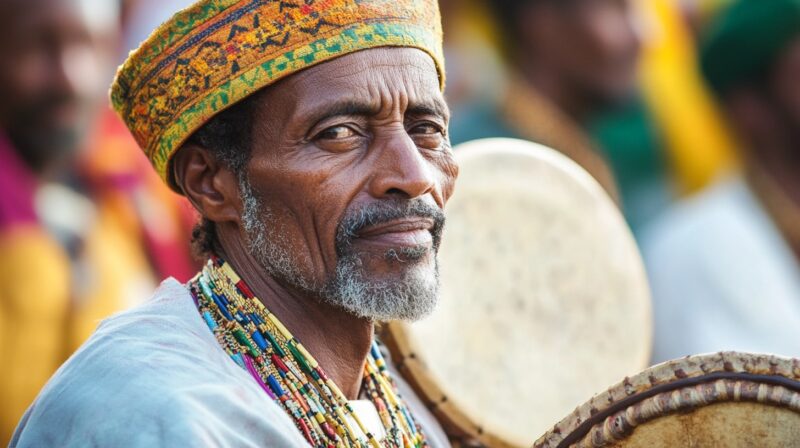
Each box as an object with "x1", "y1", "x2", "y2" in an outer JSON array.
[
  {"x1": 642, "y1": 0, "x2": 800, "y2": 362},
  {"x1": 633, "y1": 0, "x2": 737, "y2": 214},
  {"x1": 437, "y1": 0, "x2": 506, "y2": 112},
  {"x1": 444, "y1": 0, "x2": 741, "y2": 233},
  {"x1": 450, "y1": 0, "x2": 645, "y2": 205},
  {"x1": 0, "y1": 0, "x2": 195, "y2": 441}
]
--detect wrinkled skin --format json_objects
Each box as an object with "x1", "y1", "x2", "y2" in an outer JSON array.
[
  {"x1": 514, "y1": 0, "x2": 642, "y2": 120},
  {"x1": 240, "y1": 48, "x2": 455, "y2": 293},
  {"x1": 174, "y1": 47, "x2": 458, "y2": 405},
  {"x1": 0, "y1": 0, "x2": 111, "y2": 174}
]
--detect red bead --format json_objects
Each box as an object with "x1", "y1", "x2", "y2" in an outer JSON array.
[
  {"x1": 298, "y1": 418, "x2": 314, "y2": 445},
  {"x1": 236, "y1": 280, "x2": 256, "y2": 298},
  {"x1": 271, "y1": 354, "x2": 290, "y2": 373},
  {"x1": 321, "y1": 422, "x2": 337, "y2": 440}
]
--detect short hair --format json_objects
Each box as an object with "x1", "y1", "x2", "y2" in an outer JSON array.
[{"x1": 183, "y1": 92, "x2": 260, "y2": 258}]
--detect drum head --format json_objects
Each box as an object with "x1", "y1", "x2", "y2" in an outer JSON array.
[
  {"x1": 384, "y1": 138, "x2": 652, "y2": 447},
  {"x1": 535, "y1": 352, "x2": 800, "y2": 448}
]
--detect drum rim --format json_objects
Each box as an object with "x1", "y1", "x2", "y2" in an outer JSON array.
[
  {"x1": 534, "y1": 351, "x2": 800, "y2": 448},
  {"x1": 451, "y1": 138, "x2": 601, "y2": 191},
  {"x1": 385, "y1": 138, "x2": 653, "y2": 447}
]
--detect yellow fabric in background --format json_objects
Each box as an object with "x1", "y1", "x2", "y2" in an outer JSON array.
[
  {"x1": 0, "y1": 204, "x2": 156, "y2": 444},
  {"x1": 638, "y1": 0, "x2": 738, "y2": 193},
  {"x1": 0, "y1": 228, "x2": 71, "y2": 444},
  {"x1": 67, "y1": 199, "x2": 155, "y2": 351}
]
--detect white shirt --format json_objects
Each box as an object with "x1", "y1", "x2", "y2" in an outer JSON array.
[
  {"x1": 641, "y1": 177, "x2": 800, "y2": 363},
  {"x1": 11, "y1": 279, "x2": 390, "y2": 447}
]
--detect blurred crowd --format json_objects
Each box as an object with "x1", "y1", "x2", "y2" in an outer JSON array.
[{"x1": 2, "y1": 0, "x2": 799, "y2": 443}]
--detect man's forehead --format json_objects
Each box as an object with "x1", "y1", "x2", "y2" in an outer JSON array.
[
  {"x1": 271, "y1": 48, "x2": 446, "y2": 116},
  {"x1": 287, "y1": 48, "x2": 439, "y2": 88}
]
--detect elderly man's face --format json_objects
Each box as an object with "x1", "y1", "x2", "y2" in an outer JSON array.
[{"x1": 238, "y1": 48, "x2": 457, "y2": 321}]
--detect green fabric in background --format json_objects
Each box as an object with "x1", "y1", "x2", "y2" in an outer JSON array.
[
  {"x1": 700, "y1": 0, "x2": 800, "y2": 94},
  {"x1": 589, "y1": 98, "x2": 674, "y2": 234}
]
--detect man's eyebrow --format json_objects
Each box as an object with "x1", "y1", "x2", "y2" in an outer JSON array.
[
  {"x1": 306, "y1": 98, "x2": 449, "y2": 125},
  {"x1": 306, "y1": 100, "x2": 379, "y2": 126},
  {"x1": 406, "y1": 100, "x2": 449, "y2": 120}
]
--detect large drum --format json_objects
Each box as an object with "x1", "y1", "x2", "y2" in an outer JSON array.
[
  {"x1": 535, "y1": 352, "x2": 800, "y2": 447},
  {"x1": 383, "y1": 138, "x2": 653, "y2": 447}
]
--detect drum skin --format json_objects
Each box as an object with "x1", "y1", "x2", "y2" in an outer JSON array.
[
  {"x1": 534, "y1": 352, "x2": 800, "y2": 448},
  {"x1": 384, "y1": 138, "x2": 653, "y2": 447}
]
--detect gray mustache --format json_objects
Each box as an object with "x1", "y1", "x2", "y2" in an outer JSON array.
[{"x1": 336, "y1": 199, "x2": 446, "y2": 251}]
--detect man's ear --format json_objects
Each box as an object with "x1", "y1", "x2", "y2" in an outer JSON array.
[{"x1": 172, "y1": 144, "x2": 243, "y2": 225}]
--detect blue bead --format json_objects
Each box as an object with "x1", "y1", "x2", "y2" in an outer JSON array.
[
  {"x1": 213, "y1": 295, "x2": 234, "y2": 321},
  {"x1": 215, "y1": 289, "x2": 229, "y2": 304},
  {"x1": 231, "y1": 353, "x2": 246, "y2": 369},
  {"x1": 370, "y1": 343, "x2": 382, "y2": 360},
  {"x1": 252, "y1": 330, "x2": 268, "y2": 351},
  {"x1": 267, "y1": 375, "x2": 285, "y2": 396},
  {"x1": 236, "y1": 311, "x2": 249, "y2": 324},
  {"x1": 202, "y1": 311, "x2": 218, "y2": 331}
]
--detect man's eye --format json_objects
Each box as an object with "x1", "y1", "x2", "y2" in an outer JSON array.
[
  {"x1": 317, "y1": 125, "x2": 357, "y2": 140},
  {"x1": 410, "y1": 122, "x2": 444, "y2": 135}
]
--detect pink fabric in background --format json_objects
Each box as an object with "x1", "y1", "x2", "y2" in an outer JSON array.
[{"x1": 0, "y1": 134, "x2": 38, "y2": 229}]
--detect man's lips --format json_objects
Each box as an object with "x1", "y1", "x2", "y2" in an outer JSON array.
[{"x1": 355, "y1": 218, "x2": 434, "y2": 247}]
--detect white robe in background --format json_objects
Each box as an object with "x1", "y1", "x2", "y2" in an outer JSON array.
[
  {"x1": 641, "y1": 177, "x2": 800, "y2": 363},
  {"x1": 11, "y1": 279, "x2": 447, "y2": 447}
]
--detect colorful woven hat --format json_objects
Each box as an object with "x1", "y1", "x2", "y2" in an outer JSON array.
[{"x1": 110, "y1": 0, "x2": 445, "y2": 186}]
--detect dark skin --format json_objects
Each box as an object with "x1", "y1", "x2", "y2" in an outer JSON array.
[
  {"x1": 0, "y1": 0, "x2": 110, "y2": 175},
  {"x1": 511, "y1": 0, "x2": 641, "y2": 122},
  {"x1": 724, "y1": 37, "x2": 800, "y2": 254},
  {"x1": 174, "y1": 48, "x2": 458, "y2": 400}
]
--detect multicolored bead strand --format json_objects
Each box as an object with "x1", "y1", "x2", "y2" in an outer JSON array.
[{"x1": 189, "y1": 257, "x2": 429, "y2": 448}]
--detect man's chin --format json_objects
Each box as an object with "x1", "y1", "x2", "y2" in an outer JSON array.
[{"x1": 322, "y1": 258, "x2": 440, "y2": 322}]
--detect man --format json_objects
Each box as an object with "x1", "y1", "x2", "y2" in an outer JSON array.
[
  {"x1": 450, "y1": 0, "x2": 645, "y2": 203},
  {"x1": 0, "y1": 0, "x2": 190, "y2": 442},
  {"x1": 643, "y1": 0, "x2": 800, "y2": 362},
  {"x1": 13, "y1": 1, "x2": 456, "y2": 446}
]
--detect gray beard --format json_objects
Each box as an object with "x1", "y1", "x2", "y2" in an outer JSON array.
[{"x1": 238, "y1": 176, "x2": 440, "y2": 322}]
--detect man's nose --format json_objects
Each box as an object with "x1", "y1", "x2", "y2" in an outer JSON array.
[{"x1": 368, "y1": 130, "x2": 436, "y2": 200}]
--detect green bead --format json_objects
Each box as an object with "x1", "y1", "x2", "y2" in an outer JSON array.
[
  {"x1": 289, "y1": 342, "x2": 312, "y2": 374},
  {"x1": 265, "y1": 331, "x2": 287, "y2": 357},
  {"x1": 233, "y1": 328, "x2": 259, "y2": 357}
]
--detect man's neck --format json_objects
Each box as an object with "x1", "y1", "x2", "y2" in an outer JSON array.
[{"x1": 217, "y1": 231, "x2": 373, "y2": 400}]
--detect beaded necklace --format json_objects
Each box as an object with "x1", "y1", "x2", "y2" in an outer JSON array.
[{"x1": 188, "y1": 257, "x2": 428, "y2": 448}]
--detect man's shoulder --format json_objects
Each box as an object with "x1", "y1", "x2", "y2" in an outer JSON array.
[{"x1": 11, "y1": 279, "x2": 305, "y2": 447}]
